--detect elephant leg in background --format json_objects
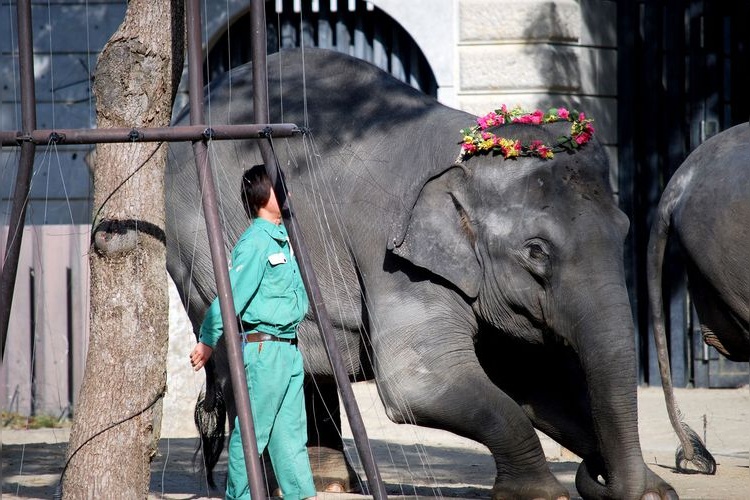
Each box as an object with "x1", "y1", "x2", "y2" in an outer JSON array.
[
  {"x1": 369, "y1": 314, "x2": 569, "y2": 499},
  {"x1": 483, "y1": 340, "x2": 600, "y2": 460},
  {"x1": 304, "y1": 379, "x2": 360, "y2": 493},
  {"x1": 686, "y1": 263, "x2": 750, "y2": 362},
  {"x1": 489, "y1": 340, "x2": 676, "y2": 499}
]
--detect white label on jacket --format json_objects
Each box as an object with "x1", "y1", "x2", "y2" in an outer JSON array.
[{"x1": 268, "y1": 252, "x2": 287, "y2": 266}]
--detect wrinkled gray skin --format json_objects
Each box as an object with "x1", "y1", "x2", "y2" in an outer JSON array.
[
  {"x1": 166, "y1": 48, "x2": 676, "y2": 499},
  {"x1": 647, "y1": 122, "x2": 750, "y2": 473}
]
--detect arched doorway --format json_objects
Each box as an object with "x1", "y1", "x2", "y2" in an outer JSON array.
[{"x1": 204, "y1": 0, "x2": 437, "y2": 97}]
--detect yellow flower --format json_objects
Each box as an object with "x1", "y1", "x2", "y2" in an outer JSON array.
[{"x1": 478, "y1": 140, "x2": 493, "y2": 151}]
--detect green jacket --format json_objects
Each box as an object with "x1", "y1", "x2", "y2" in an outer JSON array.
[{"x1": 199, "y1": 217, "x2": 309, "y2": 347}]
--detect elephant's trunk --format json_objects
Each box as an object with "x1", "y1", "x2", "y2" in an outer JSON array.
[{"x1": 569, "y1": 279, "x2": 647, "y2": 499}]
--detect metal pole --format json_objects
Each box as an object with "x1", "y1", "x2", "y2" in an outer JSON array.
[
  {"x1": 249, "y1": 2, "x2": 387, "y2": 498},
  {"x1": 1, "y1": 0, "x2": 37, "y2": 361},
  {"x1": 185, "y1": 0, "x2": 265, "y2": 498},
  {"x1": 0, "y1": 123, "x2": 299, "y2": 147}
]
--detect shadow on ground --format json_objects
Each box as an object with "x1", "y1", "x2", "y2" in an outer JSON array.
[{"x1": 2, "y1": 437, "x2": 580, "y2": 499}]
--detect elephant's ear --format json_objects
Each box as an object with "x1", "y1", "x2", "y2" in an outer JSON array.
[{"x1": 390, "y1": 167, "x2": 481, "y2": 298}]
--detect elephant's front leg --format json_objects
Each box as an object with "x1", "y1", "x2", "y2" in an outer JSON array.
[{"x1": 370, "y1": 301, "x2": 568, "y2": 499}]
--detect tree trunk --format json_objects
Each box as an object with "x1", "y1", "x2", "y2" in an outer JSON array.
[{"x1": 63, "y1": 1, "x2": 184, "y2": 497}]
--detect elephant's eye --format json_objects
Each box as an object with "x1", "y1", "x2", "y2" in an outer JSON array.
[
  {"x1": 522, "y1": 239, "x2": 552, "y2": 281},
  {"x1": 525, "y1": 240, "x2": 549, "y2": 261},
  {"x1": 528, "y1": 243, "x2": 545, "y2": 260}
]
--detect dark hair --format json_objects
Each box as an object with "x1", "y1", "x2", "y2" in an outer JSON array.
[{"x1": 241, "y1": 165, "x2": 272, "y2": 219}]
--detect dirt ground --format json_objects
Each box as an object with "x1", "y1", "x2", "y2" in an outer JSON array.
[{"x1": 3, "y1": 383, "x2": 748, "y2": 499}]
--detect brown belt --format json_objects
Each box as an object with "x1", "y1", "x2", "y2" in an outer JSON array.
[{"x1": 243, "y1": 332, "x2": 298, "y2": 346}]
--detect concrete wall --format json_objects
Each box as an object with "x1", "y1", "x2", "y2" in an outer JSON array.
[
  {"x1": 0, "y1": 224, "x2": 199, "y2": 436},
  {"x1": 456, "y1": 0, "x2": 619, "y2": 191}
]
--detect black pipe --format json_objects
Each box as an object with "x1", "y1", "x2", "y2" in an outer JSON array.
[
  {"x1": 1, "y1": 0, "x2": 38, "y2": 362},
  {"x1": 29, "y1": 267, "x2": 36, "y2": 416},
  {"x1": 185, "y1": 0, "x2": 266, "y2": 497},
  {"x1": 0, "y1": 123, "x2": 300, "y2": 147},
  {"x1": 249, "y1": 1, "x2": 386, "y2": 498},
  {"x1": 66, "y1": 267, "x2": 74, "y2": 417}
]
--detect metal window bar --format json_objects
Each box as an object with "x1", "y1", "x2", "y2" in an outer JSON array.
[{"x1": 0, "y1": 0, "x2": 386, "y2": 497}]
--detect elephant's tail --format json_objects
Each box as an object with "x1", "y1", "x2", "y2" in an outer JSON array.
[
  {"x1": 193, "y1": 362, "x2": 227, "y2": 488},
  {"x1": 646, "y1": 185, "x2": 716, "y2": 475}
]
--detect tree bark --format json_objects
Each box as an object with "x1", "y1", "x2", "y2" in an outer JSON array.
[{"x1": 63, "y1": 1, "x2": 184, "y2": 497}]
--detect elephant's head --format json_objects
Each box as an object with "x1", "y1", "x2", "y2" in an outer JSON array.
[
  {"x1": 393, "y1": 122, "x2": 629, "y2": 337},
  {"x1": 391, "y1": 122, "x2": 649, "y2": 498}
]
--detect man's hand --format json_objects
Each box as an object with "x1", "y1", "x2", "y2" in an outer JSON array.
[{"x1": 190, "y1": 342, "x2": 213, "y2": 371}]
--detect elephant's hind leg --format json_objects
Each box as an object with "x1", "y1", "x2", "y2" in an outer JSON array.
[
  {"x1": 687, "y1": 264, "x2": 750, "y2": 362},
  {"x1": 304, "y1": 379, "x2": 361, "y2": 493}
]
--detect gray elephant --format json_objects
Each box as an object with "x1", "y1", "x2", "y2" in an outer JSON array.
[
  {"x1": 647, "y1": 122, "x2": 750, "y2": 474},
  {"x1": 166, "y1": 48, "x2": 675, "y2": 499}
]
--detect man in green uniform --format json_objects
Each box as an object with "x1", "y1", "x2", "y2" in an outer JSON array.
[{"x1": 190, "y1": 165, "x2": 317, "y2": 500}]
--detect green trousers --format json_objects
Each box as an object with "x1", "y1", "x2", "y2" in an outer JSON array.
[{"x1": 226, "y1": 340, "x2": 316, "y2": 500}]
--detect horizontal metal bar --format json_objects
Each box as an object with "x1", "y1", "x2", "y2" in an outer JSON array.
[{"x1": 0, "y1": 123, "x2": 301, "y2": 146}]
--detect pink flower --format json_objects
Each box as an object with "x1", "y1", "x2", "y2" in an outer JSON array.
[
  {"x1": 477, "y1": 111, "x2": 503, "y2": 130},
  {"x1": 557, "y1": 107, "x2": 569, "y2": 119},
  {"x1": 514, "y1": 110, "x2": 544, "y2": 125},
  {"x1": 574, "y1": 132, "x2": 591, "y2": 145}
]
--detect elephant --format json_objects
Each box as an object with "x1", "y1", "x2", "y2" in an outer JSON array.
[
  {"x1": 165, "y1": 48, "x2": 676, "y2": 499},
  {"x1": 647, "y1": 122, "x2": 750, "y2": 474}
]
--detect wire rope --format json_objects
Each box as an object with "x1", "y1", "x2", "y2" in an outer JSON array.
[
  {"x1": 264, "y1": 8, "x2": 444, "y2": 492},
  {"x1": 32, "y1": 141, "x2": 76, "y2": 420},
  {"x1": 292, "y1": 131, "x2": 443, "y2": 495}
]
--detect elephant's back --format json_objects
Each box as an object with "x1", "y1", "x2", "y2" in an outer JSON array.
[
  {"x1": 264, "y1": 49, "x2": 469, "y2": 256},
  {"x1": 165, "y1": 48, "x2": 471, "y2": 318},
  {"x1": 669, "y1": 123, "x2": 750, "y2": 305},
  {"x1": 671, "y1": 123, "x2": 750, "y2": 241}
]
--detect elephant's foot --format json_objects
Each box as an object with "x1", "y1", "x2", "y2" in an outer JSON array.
[
  {"x1": 491, "y1": 473, "x2": 569, "y2": 500},
  {"x1": 322, "y1": 481, "x2": 347, "y2": 493},
  {"x1": 308, "y1": 445, "x2": 360, "y2": 493},
  {"x1": 575, "y1": 460, "x2": 679, "y2": 500},
  {"x1": 642, "y1": 469, "x2": 679, "y2": 500}
]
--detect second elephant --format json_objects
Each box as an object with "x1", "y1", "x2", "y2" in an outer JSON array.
[{"x1": 648, "y1": 122, "x2": 750, "y2": 474}]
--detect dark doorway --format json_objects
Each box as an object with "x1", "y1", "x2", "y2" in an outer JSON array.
[
  {"x1": 204, "y1": 0, "x2": 437, "y2": 97},
  {"x1": 618, "y1": 0, "x2": 750, "y2": 387}
]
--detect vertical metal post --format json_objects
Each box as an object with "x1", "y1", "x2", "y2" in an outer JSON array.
[
  {"x1": 185, "y1": 0, "x2": 266, "y2": 498},
  {"x1": 29, "y1": 267, "x2": 36, "y2": 416},
  {"x1": 0, "y1": 0, "x2": 38, "y2": 361},
  {"x1": 249, "y1": 2, "x2": 387, "y2": 498},
  {"x1": 66, "y1": 267, "x2": 74, "y2": 416}
]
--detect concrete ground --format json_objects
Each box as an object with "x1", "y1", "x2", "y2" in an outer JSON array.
[{"x1": 3, "y1": 383, "x2": 748, "y2": 500}]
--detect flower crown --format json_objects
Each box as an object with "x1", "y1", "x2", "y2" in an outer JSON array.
[{"x1": 458, "y1": 105, "x2": 595, "y2": 161}]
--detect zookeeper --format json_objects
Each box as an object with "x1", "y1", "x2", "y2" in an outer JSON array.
[{"x1": 190, "y1": 164, "x2": 317, "y2": 500}]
